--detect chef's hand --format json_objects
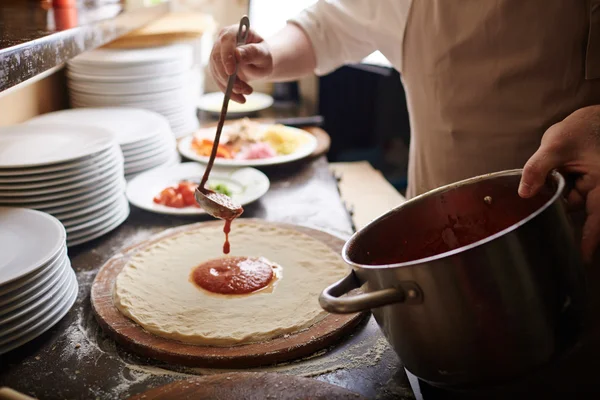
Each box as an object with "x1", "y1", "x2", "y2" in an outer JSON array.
[
  {"x1": 519, "y1": 105, "x2": 600, "y2": 262},
  {"x1": 209, "y1": 25, "x2": 273, "y2": 103}
]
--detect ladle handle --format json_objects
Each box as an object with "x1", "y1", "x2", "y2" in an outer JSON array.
[
  {"x1": 199, "y1": 16, "x2": 250, "y2": 190},
  {"x1": 319, "y1": 271, "x2": 423, "y2": 314}
]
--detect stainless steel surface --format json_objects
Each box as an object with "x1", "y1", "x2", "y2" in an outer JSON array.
[
  {"x1": 196, "y1": 16, "x2": 249, "y2": 219},
  {"x1": 321, "y1": 169, "x2": 587, "y2": 387},
  {"x1": 320, "y1": 272, "x2": 421, "y2": 314},
  {"x1": 0, "y1": 1, "x2": 169, "y2": 93}
]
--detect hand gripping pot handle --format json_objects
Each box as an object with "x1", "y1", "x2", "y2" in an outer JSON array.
[{"x1": 319, "y1": 271, "x2": 423, "y2": 314}]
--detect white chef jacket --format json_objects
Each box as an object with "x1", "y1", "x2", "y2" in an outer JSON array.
[{"x1": 289, "y1": 0, "x2": 600, "y2": 199}]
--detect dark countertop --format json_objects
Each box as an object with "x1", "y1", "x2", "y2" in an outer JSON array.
[
  {"x1": 2, "y1": 102, "x2": 600, "y2": 398},
  {"x1": 0, "y1": 0, "x2": 168, "y2": 92},
  {"x1": 0, "y1": 156, "x2": 416, "y2": 400}
]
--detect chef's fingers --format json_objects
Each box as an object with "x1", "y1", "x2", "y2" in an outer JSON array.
[
  {"x1": 235, "y1": 43, "x2": 272, "y2": 69},
  {"x1": 215, "y1": 80, "x2": 246, "y2": 104},
  {"x1": 519, "y1": 149, "x2": 565, "y2": 198},
  {"x1": 565, "y1": 188, "x2": 586, "y2": 212},
  {"x1": 581, "y1": 188, "x2": 600, "y2": 263},
  {"x1": 210, "y1": 49, "x2": 229, "y2": 88},
  {"x1": 219, "y1": 26, "x2": 265, "y2": 76},
  {"x1": 218, "y1": 27, "x2": 239, "y2": 76},
  {"x1": 233, "y1": 77, "x2": 253, "y2": 95}
]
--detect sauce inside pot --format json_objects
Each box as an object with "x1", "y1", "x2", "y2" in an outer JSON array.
[{"x1": 347, "y1": 175, "x2": 556, "y2": 265}]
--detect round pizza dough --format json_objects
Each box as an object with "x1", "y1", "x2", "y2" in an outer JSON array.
[{"x1": 114, "y1": 222, "x2": 349, "y2": 346}]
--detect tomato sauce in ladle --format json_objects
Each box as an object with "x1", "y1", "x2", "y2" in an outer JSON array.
[{"x1": 194, "y1": 16, "x2": 249, "y2": 254}]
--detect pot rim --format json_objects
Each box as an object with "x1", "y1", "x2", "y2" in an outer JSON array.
[{"x1": 342, "y1": 169, "x2": 566, "y2": 270}]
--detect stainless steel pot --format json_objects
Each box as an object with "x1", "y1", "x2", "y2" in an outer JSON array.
[{"x1": 320, "y1": 169, "x2": 587, "y2": 388}]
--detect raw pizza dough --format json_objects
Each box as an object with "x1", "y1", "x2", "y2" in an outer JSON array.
[{"x1": 114, "y1": 221, "x2": 349, "y2": 346}]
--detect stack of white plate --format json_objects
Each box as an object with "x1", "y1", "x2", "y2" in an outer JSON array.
[
  {"x1": 0, "y1": 124, "x2": 129, "y2": 247},
  {"x1": 26, "y1": 108, "x2": 181, "y2": 181},
  {"x1": 66, "y1": 44, "x2": 199, "y2": 138},
  {"x1": 0, "y1": 207, "x2": 77, "y2": 355}
]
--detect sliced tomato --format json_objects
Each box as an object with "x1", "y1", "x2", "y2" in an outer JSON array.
[
  {"x1": 153, "y1": 187, "x2": 176, "y2": 205},
  {"x1": 167, "y1": 193, "x2": 185, "y2": 208},
  {"x1": 178, "y1": 182, "x2": 197, "y2": 206}
]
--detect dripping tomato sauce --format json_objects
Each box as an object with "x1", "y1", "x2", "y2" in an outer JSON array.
[
  {"x1": 206, "y1": 191, "x2": 244, "y2": 255},
  {"x1": 191, "y1": 256, "x2": 275, "y2": 295},
  {"x1": 223, "y1": 219, "x2": 232, "y2": 254}
]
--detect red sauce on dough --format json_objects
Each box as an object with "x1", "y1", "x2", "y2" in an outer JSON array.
[{"x1": 191, "y1": 256, "x2": 275, "y2": 295}]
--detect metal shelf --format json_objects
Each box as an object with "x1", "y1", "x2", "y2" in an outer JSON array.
[{"x1": 0, "y1": 0, "x2": 169, "y2": 93}]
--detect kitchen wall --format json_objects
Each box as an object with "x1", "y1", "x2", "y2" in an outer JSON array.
[{"x1": 0, "y1": 68, "x2": 68, "y2": 127}]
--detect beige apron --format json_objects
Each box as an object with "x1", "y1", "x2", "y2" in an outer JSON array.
[{"x1": 402, "y1": 0, "x2": 600, "y2": 199}]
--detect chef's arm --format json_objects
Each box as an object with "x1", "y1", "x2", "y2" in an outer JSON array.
[
  {"x1": 210, "y1": 0, "x2": 392, "y2": 103},
  {"x1": 286, "y1": 1, "x2": 383, "y2": 77},
  {"x1": 261, "y1": 23, "x2": 317, "y2": 82}
]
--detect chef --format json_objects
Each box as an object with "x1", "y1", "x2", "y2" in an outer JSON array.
[{"x1": 209, "y1": 0, "x2": 600, "y2": 262}]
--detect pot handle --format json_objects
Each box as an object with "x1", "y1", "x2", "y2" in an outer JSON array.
[{"x1": 319, "y1": 271, "x2": 423, "y2": 314}]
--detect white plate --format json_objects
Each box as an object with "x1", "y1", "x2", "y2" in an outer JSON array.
[
  {"x1": 7, "y1": 175, "x2": 125, "y2": 211},
  {"x1": 198, "y1": 92, "x2": 274, "y2": 116},
  {"x1": 0, "y1": 251, "x2": 67, "y2": 308},
  {"x1": 69, "y1": 87, "x2": 193, "y2": 103},
  {"x1": 123, "y1": 139, "x2": 175, "y2": 164},
  {"x1": 0, "y1": 208, "x2": 66, "y2": 285},
  {"x1": 0, "y1": 271, "x2": 77, "y2": 355},
  {"x1": 26, "y1": 108, "x2": 171, "y2": 147},
  {"x1": 0, "y1": 268, "x2": 76, "y2": 343},
  {"x1": 169, "y1": 119, "x2": 199, "y2": 133},
  {"x1": 124, "y1": 152, "x2": 172, "y2": 175},
  {"x1": 121, "y1": 132, "x2": 172, "y2": 153},
  {"x1": 125, "y1": 153, "x2": 181, "y2": 181},
  {"x1": 0, "y1": 145, "x2": 120, "y2": 180},
  {"x1": 172, "y1": 121, "x2": 200, "y2": 139},
  {"x1": 67, "y1": 60, "x2": 190, "y2": 78},
  {"x1": 0, "y1": 151, "x2": 122, "y2": 190},
  {"x1": 0, "y1": 163, "x2": 123, "y2": 202},
  {"x1": 67, "y1": 72, "x2": 192, "y2": 95},
  {"x1": 178, "y1": 125, "x2": 318, "y2": 167},
  {"x1": 66, "y1": 68, "x2": 188, "y2": 82},
  {"x1": 0, "y1": 245, "x2": 66, "y2": 298},
  {"x1": 123, "y1": 140, "x2": 175, "y2": 160},
  {"x1": 68, "y1": 44, "x2": 193, "y2": 67},
  {"x1": 65, "y1": 197, "x2": 128, "y2": 234},
  {"x1": 126, "y1": 162, "x2": 270, "y2": 216},
  {"x1": 43, "y1": 179, "x2": 125, "y2": 215},
  {"x1": 0, "y1": 260, "x2": 69, "y2": 324},
  {"x1": 67, "y1": 203, "x2": 129, "y2": 246},
  {"x1": 58, "y1": 191, "x2": 125, "y2": 224},
  {"x1": 0, "y1": 156, "x2": 122, "y2": 196},
  {"x1": 70, "y1": 92, "x2": 196, "y2": 107},
  {"x1": 0, "y1": 263, "x2": 73, "y2": 338},
  {"x1": 0, "y1": 125, "x2": 116, "y2": 169},
  {"x1": 69, "y1": 101, "x2": 194, "y2": 115}
]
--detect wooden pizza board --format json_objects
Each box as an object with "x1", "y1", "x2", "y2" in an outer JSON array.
[
  {"x1": 194, "y1": 118, "x2": 331, "y2": 160},
  {"x1": 91, "y1": 219, "x2": 367, "y2": 368},
  {"x1": 128, "y1": 372, "x2": 367, "y2": 400}
]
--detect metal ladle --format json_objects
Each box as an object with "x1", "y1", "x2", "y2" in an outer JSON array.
[{"x1": 194, "y1": 16, "x2": 249, "y2": 220}]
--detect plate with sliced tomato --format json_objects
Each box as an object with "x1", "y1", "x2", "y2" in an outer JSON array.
[
  {"x1": 125, "y1": 162, "x2": 270, "y2": 216},
  {"x1": 177, "y1": 118, "x2": 318, "y2": 167}
]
